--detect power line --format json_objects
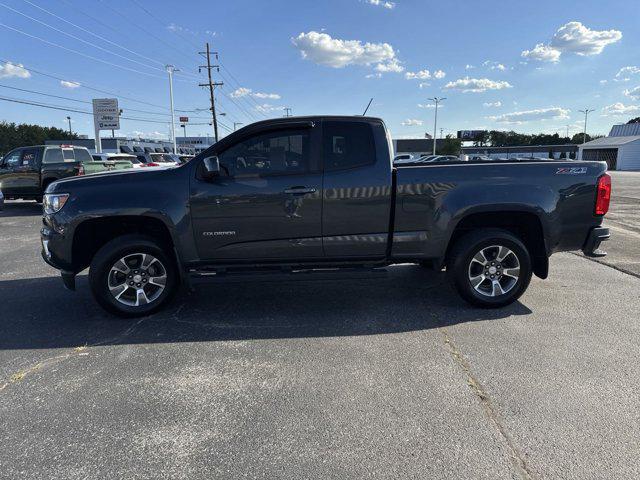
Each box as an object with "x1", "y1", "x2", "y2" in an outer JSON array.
[
  {"x1": 0, "y1": 95, "x2": 171, "y2": 124},
  {"x1": 0, "y1": 58, "x2": 207, "y2": 115},
  {"x1": 0, "y1": 22, "x2": 171, "y2": 80},
  {"x1": 95, "y1": 0, "x2": 201, "y2": 72},
  {"x1": 0, "y1": 2, "x2": 181, "y2": 78},
  {"x1": 0, "y1": 83, "x2": 213, "y2": 119}
]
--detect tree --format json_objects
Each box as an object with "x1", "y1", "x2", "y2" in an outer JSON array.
[
  {"x1": 0, "y1": 121, "x2": 77, "y2": 156},
  {"x1": 571, "y1": 132, "x2": 592, "y2": 144},
  {"x1": 628, "y1": 117, "x2": 640, "y2": 124},
  {"x1": 437, "y1": 135, "x2": 462, "y2": 155}
]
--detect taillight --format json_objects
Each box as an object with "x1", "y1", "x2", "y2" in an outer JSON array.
[
  {"x1": 595, "y1": 173, "x2": 611, "y2": 215},
  {"x1": 77, "y1": 165, "x2": 85, "y2": 176},
  {"x1": 143, "y1": 162, "x2": 160, "y2": 167}
]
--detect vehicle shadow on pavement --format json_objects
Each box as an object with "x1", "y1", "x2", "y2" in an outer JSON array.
[
  {"x1": 0, "y1": 266, "x2": 532, "y2": 351},
  {"x1": 0, "y1": 202, "x2": 43, "y2": 218}
]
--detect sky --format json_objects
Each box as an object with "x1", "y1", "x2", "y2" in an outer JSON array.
[{"x1": 1, "y1": 0, "x2": 639, "y2": 142}]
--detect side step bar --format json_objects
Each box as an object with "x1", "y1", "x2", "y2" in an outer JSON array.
[{"x1": 188, "y1": 266, "x2": 389, "y2": 284}]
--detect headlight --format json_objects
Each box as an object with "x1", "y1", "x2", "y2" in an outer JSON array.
[{"x1": 43, "y1": 193, "x2": 70, "y2": 214}]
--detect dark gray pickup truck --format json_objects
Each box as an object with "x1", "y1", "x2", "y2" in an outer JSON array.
[{"x1": 41, "y1": 116, "x2": 611, "y2": 317}]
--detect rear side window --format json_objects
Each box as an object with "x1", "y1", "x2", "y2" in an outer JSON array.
[
  {"x1": 43, "y1": 148, "x2": 63, "y2": 164},
  {"x1": 62, "y1": 149, "x2": 75, "y2": 160},
  {"x1": 74, "y1": 148, "x2": 93, "y2": 162},
  {"x1": 323, "y1": 121, "x2": 376, "y2": 171}
]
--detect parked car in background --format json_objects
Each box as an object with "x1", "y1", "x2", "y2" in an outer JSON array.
[
  {"x1": 134, "y1": 152, "x2": 180, "y2": 168},
  {"x1": 41, "y1": 115, "x2": 611, "y2": 317},
  {"x1": 178, "y1": 155, "x2": 195, "y2": 164},
  {"x1": 394, "y1": 154, "x2": 413, "y2": 163},
  {"x1": 0, "y1": 145, "x2": 131, "y2": 202}
]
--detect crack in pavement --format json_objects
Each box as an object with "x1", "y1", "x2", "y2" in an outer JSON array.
[
  {"x1": 439, "y1": 327, "x2": 535, "y2": 480},
  {"x1": 570, "y1": 252, "x2": 640, "y2": 280}
]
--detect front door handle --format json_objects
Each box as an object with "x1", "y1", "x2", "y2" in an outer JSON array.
[{"x1": 284, "y1": 187, "x2": 317, "y2": 195}]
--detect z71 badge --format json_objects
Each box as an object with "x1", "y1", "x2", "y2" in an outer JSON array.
[{"x1": 556, "y1": 167, "x2": 587, "y2": 175}]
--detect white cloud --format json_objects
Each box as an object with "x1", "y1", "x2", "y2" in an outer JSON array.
[
  {"x1": 365, "y1": 73, "x2": 382, "y2": 79},
  {"x1": 131, "y1": 130, "x2": 167, "y2": 139},
  {"x1": 418, "y1": 82, "x2": 430, "y2": 89},
  {"x1": 252, "y1": 92, "x2": 281, "y2": 99},
  {"x1": 291, "y1": 31, "x2": 397, "y2": 69},
  {"x1": 624, "y1": 86, "x2": 640, "y2": 100},
  {"x1": 0, "y1": 61, "x2": 30, "y2": 79},
  {"x1": 488, "y1": 107, "x2": 570, "y2": 124},
  {"x1": 418, "y1": 103, "x2": 442, "y2": 109},
  {"x1": 601, "y1": 102, "x2": 640, "y2": 116},
  {"x1": 401, "y1": 119, "x2": 423, "y2": 126},
  {"x1": 444, "y1": 77, "x2": 512, "y2": 93},
  {"x1": 231, "y1": 87, "x2": 252, "y2": 98},
  {"x1": 615, "y1": 66, "x2": 640, "y2": 82},
  {"x1": 483, "y1": 60, "x2": 507, "y2": 71},
  {"x1": 433, "y1": 69, "x2": 446, "y2": 79},
  {"x1": 465, "y1": 64, "x2": 475, "y2": 70},
  {"x1": 483, "y1": 101, "x2": 502, "y2": 108},
  {"x1": 255, "y1": 104, "x2": 284, "y2": 113},
  {"x1": 550, "y1": 21, "x2": 622, "y2": 56},
  {"x1": 365, "y1": 0, "x2": 395, "y2": 9},
  {"x1": 521, "y1": 43, "x2": 562, "y2": 63},
  {"x1": 405, "y1": 69, "x2": 430, "y2": 80},
  {"x1": 167, "y1": 23, "x2": 197, "y2": 35},
  {"x1": 599, "y1": 79, "x2": 608, "y2": 84},
  {"x1": 231, "y1": 87, "x2": 280, "y2": 99},
  {"x1": 375, "y1": 58, "x2": 404, "y2": 73},
  {"x1": 522, "y1": 21, "x2": 622, "y2": 63},
  {"x1": 60, "y1": 80, "x2": 80, "y2": 89}
]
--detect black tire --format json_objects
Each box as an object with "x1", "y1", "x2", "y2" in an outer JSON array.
[
  {"x1": 447, "y1": 228, "x2": 532, "y2": 308},
  {"x1": 89, "y1": 235, "x2": 178, "y2": 317}
]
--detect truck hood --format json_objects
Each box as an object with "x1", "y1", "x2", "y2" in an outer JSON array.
[{"x1": 46, "y1": 166, "x2": 177, "y2": 193}]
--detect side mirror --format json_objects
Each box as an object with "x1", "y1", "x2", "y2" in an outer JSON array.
[{"x1": 202, "y1": 156, "x2": 220, "y2": 180}]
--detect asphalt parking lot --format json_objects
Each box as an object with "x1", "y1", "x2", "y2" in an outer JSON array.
[{"x1": 1, "y1": 171, "x2": 639, "y2": 479}]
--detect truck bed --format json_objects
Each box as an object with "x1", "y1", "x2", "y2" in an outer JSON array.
[{"x1": 391, "y1": 160, "x2": 607, "y2": 261}]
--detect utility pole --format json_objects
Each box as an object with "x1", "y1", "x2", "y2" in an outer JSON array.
[
  {"x1": 199, "y1": 43, "x2": 223, "y2": 143},
  {"x1": 283, "y1": 107, "x2": 292, "y2": 117},
  {"x1": 181, "y1": 123, "x2": 187, "y2": 138},
  {"x1": 165, "y1": 64, "x2": 178, "y2": 154},
  {"x1": 566, "y1": 125, "x2": 570, "y2": 139},
  {"x1": 234, "y1": 122, "x2": 243, "y2": 131},
  {"x1": 428, "y1": 97, "x2": 446, "y2": 155},
  {"x1": 66, "y1": 116, "x2": 72, "y2": 135},
  {"x1": 579, "y1": 108, "x2": 594, "y2": 144}
]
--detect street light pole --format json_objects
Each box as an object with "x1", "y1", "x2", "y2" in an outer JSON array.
[
  {"x1": 428, "y1": 97, "x2": 446, "y2": 155},
  {"x1": 578, "y1": 108, "x2": 594, "y2": 144},
  {"x1": 234, "y1": 122, "x2": 243, "y2": 131},
  {"x1": 181, "y1": 124, "x2": 187, "y2": 138},
  {"x1": 165, "y1": 64, "x2": 179, "y2": 154},
  {"x1": 66, "y1": 116, "x2": 72, "y2": 135}
]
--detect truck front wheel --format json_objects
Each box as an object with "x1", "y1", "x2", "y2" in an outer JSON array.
[
  {"x1": 447, "y1": 229, "x2": 532, "y2": 308},
  {"x1": 89, "y1": 235, "x2": 177, "y2": 317}
]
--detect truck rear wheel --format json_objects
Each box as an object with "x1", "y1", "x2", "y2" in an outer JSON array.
[
  {"x1": 447, "y1": 229, "x2": 532, "y2": 308},
  {"x1": 89, "y1": 235, "x2": 177, "y2": 317}
]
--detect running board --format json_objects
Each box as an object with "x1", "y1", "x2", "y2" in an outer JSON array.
[{"x1": 188, "y1": 266, "x2": 389, "y2": 284}]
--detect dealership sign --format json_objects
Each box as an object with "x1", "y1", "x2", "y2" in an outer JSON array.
[
  {"x1": 179, "y1": 116, "x2": 189, "y2": 123},
  {"x1": 92, "y1": 98, "x2": 120, "y2": 130},
  {"x1": 457, "y1": 130, "x2": 487, "y2": 141}
]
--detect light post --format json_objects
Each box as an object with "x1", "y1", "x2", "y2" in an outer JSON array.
[
  {"x1": 579, "y1": 108, "x2": 594, "y2": 144},
  {"x1": 165, "y1": 64, "x2": 179, "y2": 154},
  {"x1": 181, "y1": 124, "x2": 187, "y2": 138},
  {"x1": 234, "y1": 122, "x2": 243, "y2": 131},
  {"x1": 428, "y1": 97, "x2": 446, "y2": 155},
  {"x1": 66, "y1": 116, "x2": 72, "y2": 135}
]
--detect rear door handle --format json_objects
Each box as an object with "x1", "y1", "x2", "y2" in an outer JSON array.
[{"x1": 284, "y1": 187, "x2": 317, "y2": 195}]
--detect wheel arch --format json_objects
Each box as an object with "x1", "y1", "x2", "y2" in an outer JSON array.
[{"x1": 445, "y1": 210, "x2": 549, "y2": 279}]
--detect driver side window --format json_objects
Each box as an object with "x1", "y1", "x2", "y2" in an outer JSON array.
[
  {"x1": 218, "y1": 129, "x2": 311, "y2": 178},
  {"x1": 2, "y1": 150, "x2": 21, "y2": 168}
]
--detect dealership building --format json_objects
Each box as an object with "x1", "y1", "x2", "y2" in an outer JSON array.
[{"x1": 578, "y1": 123, "x2": 640, "y2": 171}]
